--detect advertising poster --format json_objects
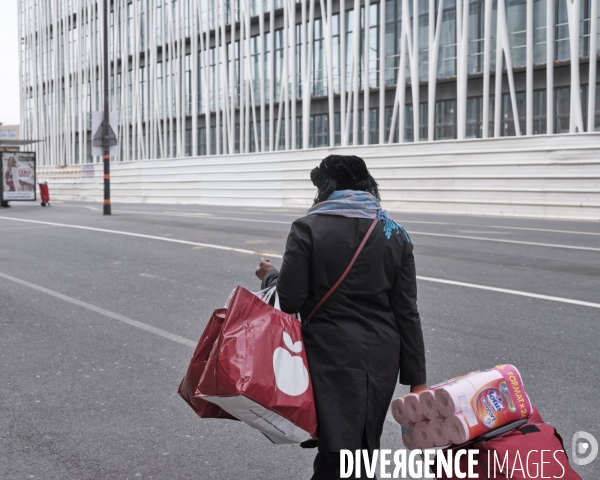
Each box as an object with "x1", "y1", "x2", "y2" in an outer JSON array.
[
  {"x1": 82, "y1": 163, "x2": 96, "y2": 178},
  {"x1": 1, "y1": 152, "x2": 36, "y2": 201}
]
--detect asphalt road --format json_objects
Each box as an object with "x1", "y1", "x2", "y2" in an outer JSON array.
[{"x1": 1, "y1": 200, "x2": 599, "y2": 480}]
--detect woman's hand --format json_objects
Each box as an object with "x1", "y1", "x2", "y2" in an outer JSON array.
[
  {"x1": 255, "y1": 258, "x2": 277, "y2": 281},
  {"x1": 410, "y1": 383, "x2": 428, "y2": 393}
]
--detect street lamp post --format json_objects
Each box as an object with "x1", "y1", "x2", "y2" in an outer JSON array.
[{"x1": 103, "y1": 0, "x2": 111, "y2": 215}]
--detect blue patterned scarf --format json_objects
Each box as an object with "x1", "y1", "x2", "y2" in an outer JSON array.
[{"x1": 306, "y1": 190, "x2": 410, "y2": 241}]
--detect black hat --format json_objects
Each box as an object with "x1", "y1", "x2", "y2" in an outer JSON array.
[
  {"x1": 310, "y1": 155, "x2": 370, "y2": 189},
  {"x1": 310, "y1": 154, "x2": 379, "y2": 204}
]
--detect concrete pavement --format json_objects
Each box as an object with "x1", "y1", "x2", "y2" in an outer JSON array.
[{"x1": 1, "y1": 201, "x2": 598, "y2": 479}]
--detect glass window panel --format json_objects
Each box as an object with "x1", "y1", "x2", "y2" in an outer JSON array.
[
  {"x1": 555, "y1": 1, "x2": 570, "y2": 61},
  {"x1": 278, "y1": 121, "x2": 285, "y2": 151},
  {"x1": 369, "y1": 108, "x2": 378, "y2": 144},
  {"x1": 435, "y1": 99, "x2": 456, "y2": 139},
  {"x1": 579, "y1": 0, "x2": 592, "y2": 58},
  {"x1": 507, "y1": 0, "x2": 527, "y2": 68},
  {"x1": 418, "y1": 6, "x2": 429, "y2": 81},
  {"x1": 264, "y1": 32, "x2": 271, "y2": 104},
  {"x1": 438, "y1": 7, "x2": 457, "y2": 79},
  {"x1": 185, "y1": 129, "x2": 192, "y2": 156},
  {"x1": 210, "y1": 126, "x2": 216, "y2": 155},
  {"x1": 468, "y1": 0, "x2": 485, "y2": 74},
  {"x1": 554, "y1": 86, "x2": 570, "y2": 133},
  {"x1": 419, "y1": 102, "x2": 428, "y2": 140},
  {"x1": 502, "y1": 91, "x2": 526, "y2": 136},
  {"x1": 313, "y1": 19, "x2": 326, "y2": 96},
  {"x1": 404, "y1": 104, "x2": 414, "y2": 141},
  {"x1": 384, "y1": 1, "x2": 401, "y2": 86},
  {"x1": 386, "y1": 106, "x2": 400, "y2": 143},
  {"x1": 533, "y1": 0, "x2": 547, "y2": 64},
  {"x1": 466, "y1": 96, "x2": 482, "y2": 138},
  {"x1": 198, "y1": 127, "x2": 206, "y2": 156},
  {"x1": 595, "y1": 83, "x2": 600, "y2": 131},
  {"x1": 346, "y1": 11, "x2": 354, "y2": 91},
  {"x1": 369, "y1": 4, "x2": 380, "y2": 87},
  {"x1": 533, "y1": 89, "x2": 547, "y2": 134},
  {"x1": 296, "y1": 116, "x2": 303, "y2": 149},
  {"x1": 332, "y1": 14, "x2": 341, "y2": 94}
]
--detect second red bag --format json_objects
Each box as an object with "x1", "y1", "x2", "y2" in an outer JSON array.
[
  {"x1": 178, "y1": 308, "x2": 237, "y2": 420},
  {"x1": 196, "y1": 286, "x2": 318, "y2": 444}
]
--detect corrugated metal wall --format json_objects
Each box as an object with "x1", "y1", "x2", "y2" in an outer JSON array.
[{"x1": 37, "y1": 133, "x2": 600, "y2": 220}]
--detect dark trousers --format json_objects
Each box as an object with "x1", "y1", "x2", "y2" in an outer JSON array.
[{"x1": 311, "y1": 433, "x2": 377, "y2": 480}]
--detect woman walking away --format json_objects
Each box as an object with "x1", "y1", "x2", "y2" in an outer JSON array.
[{"x1": 255, "y1": 155, "x2": 427, "y2": 480}]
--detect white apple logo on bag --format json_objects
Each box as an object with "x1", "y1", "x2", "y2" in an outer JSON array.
[{"x1": 272, "y1": 332, "x2": 309, "y2": 396}]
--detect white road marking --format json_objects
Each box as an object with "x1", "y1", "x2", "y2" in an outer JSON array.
[
  {"x1": 154, "y1": 213, "x2": 291, "y2": 225},
  {"x1": 0, "y1": 216, "x2": 269, "y2": 255},
  {"x1": 390, "y1": 219, "x2": 600, "y2": 237},
  {"x1": 60, "y1": 207, "x2": 294, "y2": 224},
  {"x1": 139, "y1": 273, "x2": 160, "y2": 278},
  {"x1": 244, "y1": 208, "x2": 304, "y2": 213},
  {"x1": 418, "y1": 276, "x2": 600, "y2": 309},
  {"x1": 396, "y1": 220, "x2": 451, "y2": 225},
  {"x1": 1, "y1": 216, "x2": 598, "y2": 310},
  {"x1": 457, "y1": 230, "x2": 512, "y2": 235},
  {"x1": 162, "y1": 211, "x2": 213, "y2": 216},
  {"x1": 0, "y1": 271, "x2": 196, "y2": 348},
  {"x1": 211, "y1": 217, "x2": 292, "y2": 225},
  {"x1": 408, "y1": 230, "x2": 600, "y2": 252},
  {"x1": 0, "y1": 225, "x2": 56, "y2": 232},
  {"x1": 488, "y1": 225, "x2": 600, "y2": 236}
]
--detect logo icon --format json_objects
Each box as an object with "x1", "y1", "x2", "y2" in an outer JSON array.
[
  {"x1": 477, "y1": 388, "x2": 506, "y2": 429},
  {"x1": 572, "y1": 431, "x2": 598, "y2": 466},
  {"x1": 273, "y1": 332, "x2": 309, "y2": 396}
]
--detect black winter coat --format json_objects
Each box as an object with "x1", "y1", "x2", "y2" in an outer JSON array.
[{"x1": 262, "y1": 214, "x2": 426, "y2": 453}]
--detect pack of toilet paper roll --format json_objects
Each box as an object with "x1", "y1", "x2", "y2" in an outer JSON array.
[{"x1": 391, "y1": 364, "x2": 532, "y2": 449}]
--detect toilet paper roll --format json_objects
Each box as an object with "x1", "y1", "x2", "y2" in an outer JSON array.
[
  {"x1": 434, "y1": 380, "x2": 477, "y2": 417},
  {"x1": 401, "y1": 424, "x2": 419, "y2": 451},
  {"x1": 404, "y1": 393, "x2": 425, "y2": 423},
  {"x1": 427, "y1": 416, "x2": 450, "y2": 447},
  {"x1": 434, "y1": 369, "x2": 505, "y2": 417},
  {"x1": 391, "y1": 397, "x2": 410, "y2": 425},
  {"x1": 439, "y1": 366, "x2": 532, "y2": 436},
  {"x1": 413, "y1": 420, "x2": 434, "y2": 449},
  {"x1": 464, "y1": 369, "x2": 504, "y2": 392},
  {"x1": 432, "y1": 365, "x2": 533, "y2": 446},
  {"x1": 445, "y1": 414, "x2": 471, "y2": 445},
  {"x1": 419, "y1": 389, "x2": 439, "y2": 420}
]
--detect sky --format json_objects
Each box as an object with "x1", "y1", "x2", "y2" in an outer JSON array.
[{"x1": 0, "y1": 0, "x2": 21, "y2": 125}]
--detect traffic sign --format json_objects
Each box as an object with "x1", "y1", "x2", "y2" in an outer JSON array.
[{"x1": 91, "y1": 111, "x2": 119, "y2": 157}]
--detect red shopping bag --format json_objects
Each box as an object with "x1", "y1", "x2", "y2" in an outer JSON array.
[
  {"x1": 195, "y1": 286, "x2": 318, "y2": 444},
  {"x1": 433, "y1": 408, "x2": 581, "y2": 479},
  {"x1": 178, "y1": 308, "x2": 237, "y2": 420}
]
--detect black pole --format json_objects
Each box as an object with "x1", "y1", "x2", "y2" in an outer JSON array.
[{"x1": 103, "y1": 0, "x2": 111, "y2": 215}]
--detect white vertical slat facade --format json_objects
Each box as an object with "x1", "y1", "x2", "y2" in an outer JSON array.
[{"x1": 19, "y1": 0, "x2": 600, "y2": 166}]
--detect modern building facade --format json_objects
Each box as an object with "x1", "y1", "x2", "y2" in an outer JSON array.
[
  {"x1": 0, "y1": 124, "x2": 20, "y2": 141},
  {"x1": 20, "y1": 0, "x2": 600, "y2": 165},
  {"x1": 0, "y1": 124, "x2": 22, "y2": 154}
]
